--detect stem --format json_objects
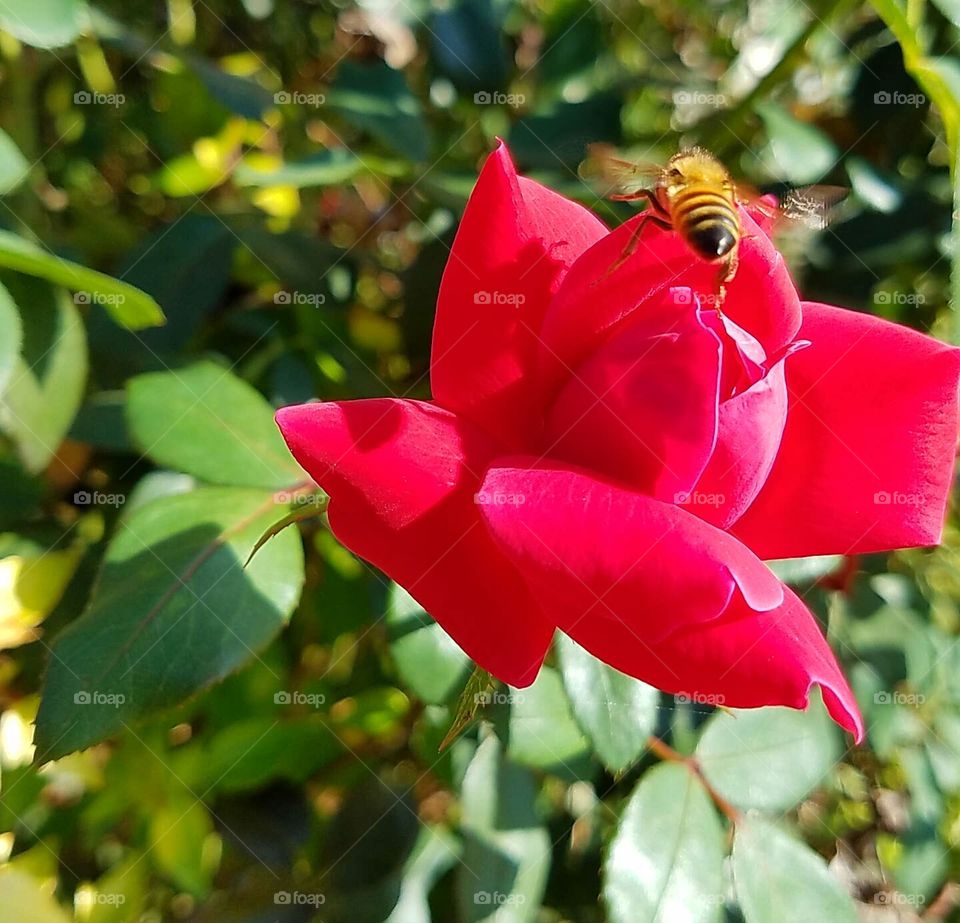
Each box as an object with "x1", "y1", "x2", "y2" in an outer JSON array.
[{"x1": 647, "y1": 735, "x2": 741, "y2": 822}]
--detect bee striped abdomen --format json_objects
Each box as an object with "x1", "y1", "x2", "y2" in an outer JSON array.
[{"x1": 670, "y1": 186, "x2": 739, "y2": 262}]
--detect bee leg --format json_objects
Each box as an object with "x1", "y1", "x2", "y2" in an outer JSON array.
[
  {"x1": 714, "y1": 252, "x2": 739, "y2": 311},
  {"x1": 604, "y1": 197, "x2": 672, "y2": 278}
]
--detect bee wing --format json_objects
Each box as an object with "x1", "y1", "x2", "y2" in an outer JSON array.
[
  {"x1": 581, "y1": 144, "x2": 661, "y2": 199},
  {"x1": 778, "y1": 185, "x2": 848, "y2": 230}
]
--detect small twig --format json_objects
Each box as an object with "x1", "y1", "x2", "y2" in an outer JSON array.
[{"x1": 647, "y1": 735, "x2": 741, "y2": 822}]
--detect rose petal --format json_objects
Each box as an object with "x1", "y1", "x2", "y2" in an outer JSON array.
[
  {"x1": 534, "y1": 207, "x2": 801, "y2": 405},
  {"x1": 275, "y1": 399, "x2": 554, "y2": 685},
  {"x1": 542, "y1": 293, "x2": 721, "y2": 501},
  {"x1": 733, "y1": 303, "x2": 960, "y2": 558},
  {"x1": 476, "y1": 462, "x2": 784, "y2": 648},
  {"x1": 682, "y1": 350, "x2": 792, "y2": 529},
  {"x1": 431, "y1": 140, "x2": 607, "y2": 449},
  {"x1": 561, "y1": 583, "x2": 863, "y2": 740}
]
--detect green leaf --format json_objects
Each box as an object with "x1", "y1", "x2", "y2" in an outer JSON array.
[
  {"x1": 557, "y1": 634, "x2": 659, "y2": 774},
  {"x1": 457, "y1": 733, "x2": 550, "y2": 922},
  {"x1": 0, "y1": 284, "x2": 87, "y2": 472},
  {"x1": 87, "y1": 216, "x2": 233, "y2": 375},
  {"x1": 0, "y1": 867, "x2": 72, "y2": 923},
  {"x1": 732, "y1": 817, "x2": 858, "y2": 923},
  {"x1": 329, "y1": 60, "x2": 431, "y2": 162},
  {"x1": 0, "y1": 128, "x2": 30, "y2": 194},
  {"x1": 126, "y1": 360, "x2": 304, "y2": 489},
  {"x1": 0, "y1": 279, "x2": 22, "y2": 399},
  {"x1": 604, "y1": 762, "x2": 725, "y2": 923},
  {"x1": 766, "y1": 555, "x2": 843, "y2": 586},
  {"x1": 149, "y1": 798, "x2": 216, "y2": 897},
  {"x1": 386, "y1": 826, "x2": 461, "y2": 923},
  {"x1": 234, "y1": 149, "x2": 363, "y2": 187},
  {"x1": 386, "y1": 582, "x2": 470, "y2": 705},
  {"x1": 505, "y1": 665, "x2": 591, "y2": 775},
  {"x1": 756, "y1": 102, "x2": 838, "y2": 183},
  {"x1": 695, "y1": 697, "x2": 840, "y2": 812},
  {"x1": 0, "y1": 0, "x2": 86, "y2": 48},
  {"x1": 35, "y1": 487, "x2": 304, "y2": 759},
  {"x1": 0, "y1": 230, "x2": 164, "y2": 329}
]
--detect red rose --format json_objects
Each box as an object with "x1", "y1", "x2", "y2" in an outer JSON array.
[{"x1": 277, "y1": 141, "x2": 960, "y2": 740}]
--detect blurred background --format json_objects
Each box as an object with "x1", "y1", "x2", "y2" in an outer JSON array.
[{"x1": 0, "y1": 0, "x2": 959, "y2": 920}]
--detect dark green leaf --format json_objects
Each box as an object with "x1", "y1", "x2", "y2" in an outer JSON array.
[
  {"x1": 329, "y1": 60, "x2": 431, "y2": 162},
  {"x1": 35, "y1": 487, "x2": 304, "y2": 759},
  {"x1": 386, "y1": 582, "x2": 470, "y2": 705}
]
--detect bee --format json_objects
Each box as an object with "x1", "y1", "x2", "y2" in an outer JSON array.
[{"x1": 585, "y1": 146, "x2": 843, "y2": 295}]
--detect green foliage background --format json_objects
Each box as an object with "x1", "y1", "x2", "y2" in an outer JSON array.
[{"x1": 0, "y1": 0, "x2": 959, "y2": 920}]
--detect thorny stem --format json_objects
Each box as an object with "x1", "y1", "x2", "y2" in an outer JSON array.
[{"x1": 647, "y1": 735, "x2": 741, "y2": 823}]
